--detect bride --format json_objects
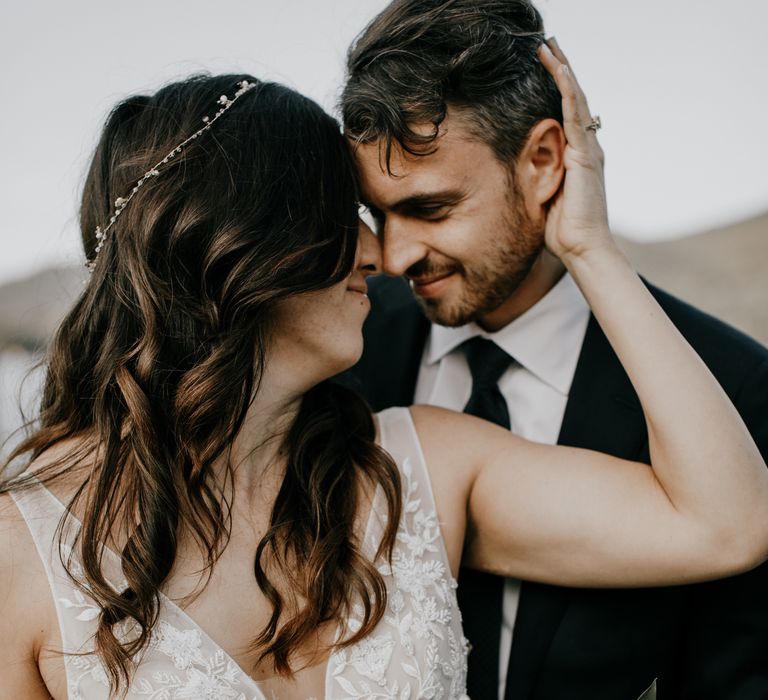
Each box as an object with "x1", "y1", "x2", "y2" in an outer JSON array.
[{"x1": 1, "y1": 44, "x2": 767, "y2": 699}]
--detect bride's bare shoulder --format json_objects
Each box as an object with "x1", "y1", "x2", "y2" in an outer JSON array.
[
  {"x1": 0, "y1": 436, "x2": 94, "y2": 539},
  {"x1": 0, "y1": 452, "x2": 73, "y2": 697},
  {"x1": 18, "y1": 435, "x2": 93, "y2": 494},
  {"x1": 0, "y1": 489, "x2": 57, "y2": 672},
  {"x1": 409, "y1": 404, "x2": 510, "y2": 469},
  {"x1": 0, "y1": 434, "x2": 88, "y2": 547},
  {"x1": 0, "y1": 488, "x2": 42, "y2": 577}
]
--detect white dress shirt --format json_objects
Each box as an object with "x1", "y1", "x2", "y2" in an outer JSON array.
[{"x1": 413, "y1": 272, "x2": 591, "y2": 700}]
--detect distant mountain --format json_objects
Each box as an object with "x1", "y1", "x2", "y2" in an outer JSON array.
[
  {"x1": 0, "y1": 211, "x2": 766, "y2": 349},
  {"x1": 0, "y1": 266, "x2": 86, "y2": 350},
  {"x1": 618, "y1": 211, "x2": 768, "y2": 346}
]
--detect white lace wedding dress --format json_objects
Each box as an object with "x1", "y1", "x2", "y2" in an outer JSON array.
[{"x1": 12, "y1": 407, "x2": 469, "y2": 699}]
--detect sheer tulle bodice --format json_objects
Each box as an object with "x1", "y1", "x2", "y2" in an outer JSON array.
[{"x1": 12, "y1": 407, "x2": 469, "y2": 699}]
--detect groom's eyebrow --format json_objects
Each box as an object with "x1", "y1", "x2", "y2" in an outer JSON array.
[{"x1": 387, "y1": 189, "x2": 467, "y2": 213}]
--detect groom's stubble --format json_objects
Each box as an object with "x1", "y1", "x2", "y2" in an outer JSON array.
[{"x1": 407, "y1": 176, "x2": 546, "y2": 329}]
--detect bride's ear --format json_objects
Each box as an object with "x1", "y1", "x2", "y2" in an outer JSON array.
[{"x1": 514, "y1": 119, "x2": 566, "y2": 217}]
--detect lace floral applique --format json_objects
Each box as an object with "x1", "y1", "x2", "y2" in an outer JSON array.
[
  {"x1": 134, "y1": 620, "x2": 253, "y2": 699},
  {"x1": 327, "y1": 455, "x2": 469, "y2": 699},
  {"x1": 63, "y1": 605, "x2": 259, "y2": 699},
  {"x1": 57, "y1": 534, "x2": 259, "y2": 700},
  {"x1": 152, "y1": 622, "x2": 208, "y2": 670},
  {"x1": 65, "y1": 655, "x2": 110, "y2": 700}
]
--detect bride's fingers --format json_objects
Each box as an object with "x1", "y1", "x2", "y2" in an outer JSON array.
[
  {"x1": 538, "y1": 44, "x2": 596, "y2": 153},
  {"x1": 546, "y1": 36, "x2": 570, "y2": 70},
  {"x1": 546, "y1": 37, "x2": 593, "y2": 121}
]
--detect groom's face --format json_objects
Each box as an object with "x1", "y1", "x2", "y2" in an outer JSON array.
[{"x1": 354, "y1": 111, "x2": 545, "y2": 328}]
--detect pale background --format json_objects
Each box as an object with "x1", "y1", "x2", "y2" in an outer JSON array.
[{"x1": 1, "y1": 0, "x2": 767, "y2": 448}]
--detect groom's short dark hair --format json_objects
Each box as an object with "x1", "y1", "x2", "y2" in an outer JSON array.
[{"x1": 341, "y1": 0, "x2": 563, "y2": 168}]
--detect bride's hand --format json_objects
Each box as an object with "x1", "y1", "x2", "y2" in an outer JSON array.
[{"x1": 537, "y1": 38, "x2": 613, "y2": 263}]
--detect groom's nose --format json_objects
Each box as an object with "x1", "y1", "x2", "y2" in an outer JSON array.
[{"x1": 381, "y1": 217, "x2": 429, "y2": 277}]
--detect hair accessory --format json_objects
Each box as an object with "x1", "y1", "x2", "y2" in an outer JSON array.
[{"x1": 87, "y1": 79, "x2": 256, "y2": 271}]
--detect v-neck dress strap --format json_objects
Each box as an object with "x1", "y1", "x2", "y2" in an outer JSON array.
[
  {"x1": 12, "y1": 481, "x2": 266, "y2": 700},
  {"x1": 323, "y1": 407, "x2": 469, "y2": 699},
  {"x1": 11, "y1": 407, "x2": 468, "y2": 699}
]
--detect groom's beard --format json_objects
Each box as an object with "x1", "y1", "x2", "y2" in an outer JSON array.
[{"x1": 409, "y1": 198, "x2": 544, "y2": 328}]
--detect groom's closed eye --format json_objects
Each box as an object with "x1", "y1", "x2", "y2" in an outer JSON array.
[
  {"x1": 391, "y1": 189, "x2": 466, "y2": 222},
  {"x1": 402, "y1": 203, "x2": 451, "y2": 221},
  {"x1": 360, "y1": 189, "x2": 465, "y2": 233}
]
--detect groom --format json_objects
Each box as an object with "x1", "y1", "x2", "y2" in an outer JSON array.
[{"x1": 339, "y1": 1, "x2": 768, "y2": 699}]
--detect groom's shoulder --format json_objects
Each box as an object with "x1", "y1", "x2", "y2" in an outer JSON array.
[{"x1": 646, "y1": 281, "x2": 768, "y2": 371}]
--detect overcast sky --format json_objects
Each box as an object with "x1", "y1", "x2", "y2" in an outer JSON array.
[{"x1": 1, "y1": 0, "x2": 766, "y2": 286}]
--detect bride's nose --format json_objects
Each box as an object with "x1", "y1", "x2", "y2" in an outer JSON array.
[{"x1": 357, "y1": 220, "x2": 382, "y2": 277}]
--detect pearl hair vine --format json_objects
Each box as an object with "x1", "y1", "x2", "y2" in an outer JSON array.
[{"x1": 87, "y1": 79, "x2": 257, "y2": 272}]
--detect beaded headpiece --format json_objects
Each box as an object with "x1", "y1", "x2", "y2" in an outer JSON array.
[{"x1": 87, "y1": 79, "x2": 256, "y2": 271}]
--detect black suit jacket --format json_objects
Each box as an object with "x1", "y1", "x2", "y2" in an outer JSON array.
[{"x1": 340, "y1": 274, "x2": 768, "y2": 700}]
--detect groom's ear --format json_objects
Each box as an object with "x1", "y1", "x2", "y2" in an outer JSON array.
[{"x1": 514, "y1": 118, "x2": 566, "y2": 219}]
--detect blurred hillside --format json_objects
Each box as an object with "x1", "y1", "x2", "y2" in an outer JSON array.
[
  {"x1": 0, "y1": 266, "x2": 86, "y2": 351},
  {"x1": 617, "y1": 211, "x2": 768, "y2": 346}
]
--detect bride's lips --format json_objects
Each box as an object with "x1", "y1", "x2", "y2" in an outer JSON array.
[
  {"x1": 409, "y1": 272, "x2": 456, "y2": 299},
  {"x1": 346, "y1": 281, "x2": 370, "y2": 307}
]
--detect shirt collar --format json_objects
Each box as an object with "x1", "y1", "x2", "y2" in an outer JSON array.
[{"x1": 425, "y1": 272, "x2": 590, "y2": 395}]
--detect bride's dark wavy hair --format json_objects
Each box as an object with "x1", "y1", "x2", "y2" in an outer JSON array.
[{"x1": 1, "y1": 74, "x2": 401, "y2": 691}]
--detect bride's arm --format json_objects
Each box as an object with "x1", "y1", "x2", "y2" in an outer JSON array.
[
  {"x1": 412, "y1": 41, "x2": 768, "y2": 587},
  {"x1": 415, "y1": 321, "x2": 768, "y2": 587},
  {"x1": 0, "y1": 496, "x2": 58, "y2": 698}
]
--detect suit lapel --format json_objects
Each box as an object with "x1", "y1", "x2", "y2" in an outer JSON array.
[
  {"x1": 505, "y1": 314, "x2": 648, "y2": 700},
  {"x1": 557, "y1": 315, "x2": 646, "y2": 456}
]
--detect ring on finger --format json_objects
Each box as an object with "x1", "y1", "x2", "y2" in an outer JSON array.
[{"x1": 585, "y1": 115, "x2": 602, "y2": 132}]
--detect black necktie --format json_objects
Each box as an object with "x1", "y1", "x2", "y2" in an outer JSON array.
[
  {"x1": 463, "y1": 337, "x2": 513, "y2": 430},
  {"x1": 458, "y1": 337, "x2": 513, "y2": 700}
]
